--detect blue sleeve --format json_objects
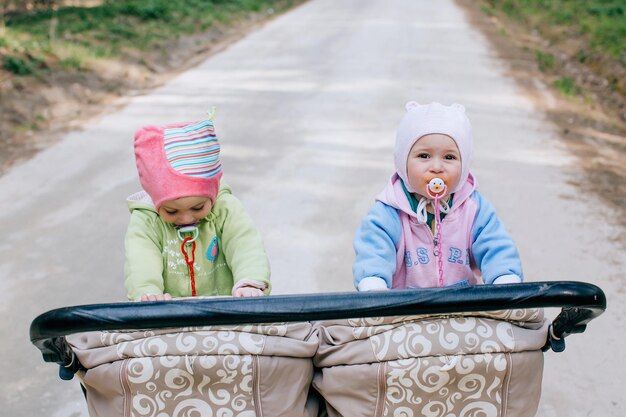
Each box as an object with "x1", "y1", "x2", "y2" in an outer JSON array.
[
  {"x1": 353, "y1": 202, "x2": 402, "y2": 289},
  {"x1": 471, "y1": 192, "x2": 523, "y2": 284}
]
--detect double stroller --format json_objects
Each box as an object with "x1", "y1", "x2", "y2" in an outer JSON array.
[{"x1": 31, "y1": 281, "x2": 605, "y2": 417}]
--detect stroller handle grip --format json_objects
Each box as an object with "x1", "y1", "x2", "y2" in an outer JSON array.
[{"x1": 30, "y1": 281, "x2": 606, "y2": 365}]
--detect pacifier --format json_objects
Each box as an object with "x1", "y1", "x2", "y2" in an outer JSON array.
[
  {"x1": 177, "y1": 225, "x2": 199, "y2": 242},
  {"x1": 426, "y1": 178, "x2": 447, "y2": 199},
  {"x1": 425, "y1": 177, "x2": 448, "y2": 288}
]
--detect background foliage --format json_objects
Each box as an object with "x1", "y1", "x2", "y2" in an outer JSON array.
[
  {"x1": 480, "y1": 0, "x2": 625, "y2": 99},
  {"x1": 1, "y1": 0, "x2": 287, "y2": 76}
]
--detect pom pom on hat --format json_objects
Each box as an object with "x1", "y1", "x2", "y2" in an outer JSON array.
[
  {"x1": 134, "y1": 119, "x2": 223, "y2": 210},
  {"x1": 394, "y1": 101, "x2": 473, "y2": 193}
]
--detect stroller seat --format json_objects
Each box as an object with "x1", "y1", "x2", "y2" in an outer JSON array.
[
  {"x1": 313, "y1": 309, "x2": 547, "y2": 417},
  {"x1": 67, "y1": 322, "x2": 319, "y2": 417}
]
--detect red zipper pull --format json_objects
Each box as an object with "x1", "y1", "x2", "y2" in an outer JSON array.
[{"x1": 181, "y1": 237, "x2": 197, "y2": 296}]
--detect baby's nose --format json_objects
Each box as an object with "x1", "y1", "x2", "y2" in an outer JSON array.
[
  {"x1": 430, "y1": 161, "x2": 443, "y2": 171},
  {"x1": 178, "y1": 213, "x2": 195, "y2": 225}
]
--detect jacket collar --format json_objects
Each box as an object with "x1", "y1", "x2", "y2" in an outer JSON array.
[{"x1": 376, "y1": 172, "x2": 477, "y2": 218}]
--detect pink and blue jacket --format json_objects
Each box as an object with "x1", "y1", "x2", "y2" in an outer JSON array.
[{"x1": 353, "y1": 173, "x2": 523, "y2": 289}]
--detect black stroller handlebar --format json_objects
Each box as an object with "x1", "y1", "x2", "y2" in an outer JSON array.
[{"x1": 30, "y1": 281, "x2": 606, "y2": 369}]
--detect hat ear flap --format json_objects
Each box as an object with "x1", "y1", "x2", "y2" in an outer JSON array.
[
  {"x1": 405, "y1": 101, "x2": 420, "y2": 110},
  {"x1": 451, "y1": 103, "x2": 466, "y2": 113}
]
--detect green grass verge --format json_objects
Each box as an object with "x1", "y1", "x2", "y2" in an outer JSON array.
[
  {"x1": 534, "y1": 49, "x2": 555, "y2": 73},
  {"x1": 553, "y1": 76, "x2": 580, "y2": 96},
  {"x1": 1, "y1": 0, "x2": 295, "y2": 76},
  {"x1": 480, "y1": 0, "x2": 624, "y2": 100},
  {"x1": 482, "y1": 0, "x2": 625, "y2": 60}
]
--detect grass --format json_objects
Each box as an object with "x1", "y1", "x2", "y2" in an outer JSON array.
[
  {"x1": 534, "y1": 49, "x2": 555, "y2": 73},
  {"x1": 3, "y1": 55, "x2": 36, "y2": 75},
  {"x1": 480, "y1": 0, "x2": 625, "y2": 100},
  {"x1": 0, "y1": 0, "x2": 295, "y2": 76},
  {"x1": 482, "y1": 0, "x2": 625, "y2": 59},
  {"x1": 553, "y1": 77, "x2": 580, "y2": 96}
]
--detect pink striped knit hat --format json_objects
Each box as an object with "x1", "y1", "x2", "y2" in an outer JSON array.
[{"x1": 134, "y1": 119, "x2": 223, "y2": 210}]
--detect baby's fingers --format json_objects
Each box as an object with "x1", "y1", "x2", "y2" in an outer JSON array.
[
  {"x1": 234, "y1": 287, "x2": 264, "y2": 297},
  {"x1": 140, "y1": 293, "x2": 172, "y2": 302}
]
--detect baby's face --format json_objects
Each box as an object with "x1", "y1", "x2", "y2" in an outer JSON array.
[
  {"x1": 158, "y1": 196, "x2": 212, "y2": 226},
  {"x1": 406, "y1": 133, "x2": 461, "y2": 198}
]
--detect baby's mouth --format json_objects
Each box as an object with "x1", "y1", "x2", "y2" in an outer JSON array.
[
  {"x1": 176, "y1": 223, "x2": 200, "y2": 242},
  {"x1": 425, "y1": 176, "x2": 448, "y2": 185},
  {"x1": 176, "y1": 222, "x2": 199, "y2": 229}
]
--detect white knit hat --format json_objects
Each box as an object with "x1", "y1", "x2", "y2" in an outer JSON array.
[{"x1": 394, "y1": 101, "x2": 473, "y2": 193}]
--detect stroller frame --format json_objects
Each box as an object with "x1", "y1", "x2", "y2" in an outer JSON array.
[{"x1": 31, "y1": 281, "x2": 606, "y2": 376}]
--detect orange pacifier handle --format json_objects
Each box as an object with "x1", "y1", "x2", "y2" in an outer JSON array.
[{"x1": 426, "y1": 177, "x2": 447, "y2": 198}]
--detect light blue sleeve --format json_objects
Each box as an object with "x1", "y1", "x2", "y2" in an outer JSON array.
[
  {"x1": 353, "y1": 202, "x2": 402, "y2": 289},
  {"x1": 471, "y1": 192, "x2": 524, "y2": 284}
]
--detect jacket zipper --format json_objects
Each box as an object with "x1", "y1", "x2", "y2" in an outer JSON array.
[{"x1": 419, "y1": 222, "x2": 442, "y2": 287}]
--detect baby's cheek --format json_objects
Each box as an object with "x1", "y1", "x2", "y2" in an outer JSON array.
[
  {"x1": 448, "y1": 176, "x2": 462, "y2": 191},
  {"x1": 200, "y1": 206, "x2": 212, "y2": 218}
]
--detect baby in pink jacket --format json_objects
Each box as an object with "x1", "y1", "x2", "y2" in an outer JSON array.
[{"x1": 353, "y1": 102, "x2": 523, "y2": 291}]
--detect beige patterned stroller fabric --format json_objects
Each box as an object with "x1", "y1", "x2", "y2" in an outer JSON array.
[
  {"x1": 67, "y1": 322, "x2": 319, "y2": 417},
  {"x1": 313, "y1": 309, "x2": 549, "y2": 417},
  {"x1": 66, "y1": 309, "x2": 548, "y2": 417}
]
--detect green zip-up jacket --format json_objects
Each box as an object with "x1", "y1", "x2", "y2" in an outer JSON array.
[{"x1": 124, "y1": 183, "x2": 271, "y2": 301}]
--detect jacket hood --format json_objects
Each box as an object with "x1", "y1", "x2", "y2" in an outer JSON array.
[
  {"x1": 376, "y1": 172, "x2": 477, "y2": 218},
  {"x1": 394, "y1": 102, "x2": 473, "y2": 194}
]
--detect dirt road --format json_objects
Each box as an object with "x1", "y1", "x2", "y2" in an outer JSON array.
[{"x1": 0, "y1": 1, "x2": 623, "y2": 416}]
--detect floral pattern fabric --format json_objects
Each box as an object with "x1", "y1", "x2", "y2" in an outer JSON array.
[
  {"x1": 67, "y1": 310, "x2": 547, "y2": 417},
  {"x1": 68, "y1": 322, "x2": 318, "y2": 417},
  {"x1": 313, "y1": 309, "x2": 548, "y2": 417}
]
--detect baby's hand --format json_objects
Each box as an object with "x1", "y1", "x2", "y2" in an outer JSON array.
[
  {"x1": 233, "y1": 286, "x2": 264, "y2": 297},
  {"x1": 140, "y1": 293, "x2": 173, "y2": 302},
  {"x1": 493, "y1": 275, "x2": 522, "y2": 285}
]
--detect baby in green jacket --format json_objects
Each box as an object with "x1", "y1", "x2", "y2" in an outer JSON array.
[{"x1": 125, "y1": 117, "x2": 271, "y2": 301}]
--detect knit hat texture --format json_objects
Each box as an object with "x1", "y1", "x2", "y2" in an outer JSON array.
[
  {"x1": 394, "y1": 101, "x2": 473, "y2": 193},
  {"x1": 134, "y1": 119, "x2": 223, "y2": 210}
]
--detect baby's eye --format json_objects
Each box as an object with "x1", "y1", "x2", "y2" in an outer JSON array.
[
  {"x1": 191, "y1": 206, "x2": 204, "y2": 211},
  {"x1": 417, "y1": 153, "x2": 430, "y2": 159},
  {"x1": 164, "y1": 209, "x2": 177, "y2": 215},
  {"x1": 444, "y1": 154, "x2": 458, "y2": 160}
]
